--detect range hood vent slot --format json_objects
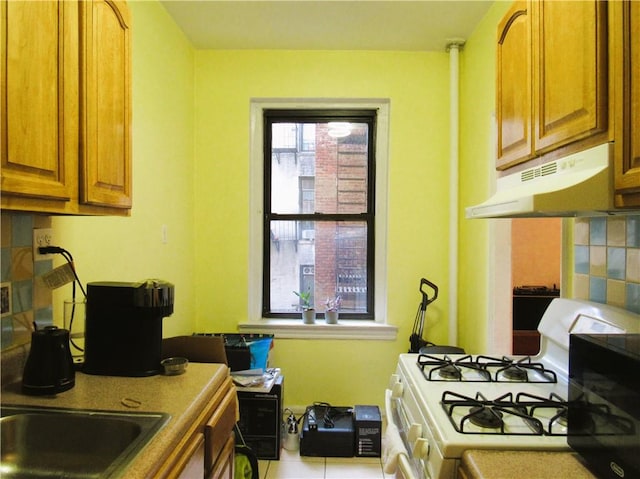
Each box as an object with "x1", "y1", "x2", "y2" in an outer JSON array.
[
  {"x1": 521, "y1": 162, "x2": 558, "y2": 182},
  {"x1": 540, "y1": 162, "x2": 557, "y2": 177}
]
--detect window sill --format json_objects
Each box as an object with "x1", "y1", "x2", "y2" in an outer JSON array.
[{"x1": 237, "y1": 319, "x2": 398, "y2": 340}]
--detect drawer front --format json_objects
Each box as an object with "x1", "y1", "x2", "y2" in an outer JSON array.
[
  {"x1": 176, "y1": 433, "x2": 205, "y2": 479},
  {"x1": 205, "y1": 387, "x2": 237, "y2": 472},
  {"x1": 207, "y1": 435, "x2": 235, "y2": 479}
]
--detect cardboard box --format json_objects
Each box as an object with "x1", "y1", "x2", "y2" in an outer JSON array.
[
  {"x1": 354, "y1": 405, "x2": 381, "y2": 457},
  {"x1": 161, "y1": 335, "x2": 227, "y2": 364}
]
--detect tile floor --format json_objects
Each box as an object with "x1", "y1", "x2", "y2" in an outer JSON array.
[{"x1": 258, "y1": 448, "x2": 388, "y2": 479}]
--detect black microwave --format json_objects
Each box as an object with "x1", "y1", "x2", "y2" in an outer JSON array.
[{"x1": 568, "y1": 334, "x2": 640, "y2": 479}]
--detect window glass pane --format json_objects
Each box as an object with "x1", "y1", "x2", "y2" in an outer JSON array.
[
  {"x1": 270, "y1": 122, "x2": 369, "y2": 215},
  {"x1": 272, "y1": 123, "x2": 297, "y2": 150},
  {"x1": 301, "y1": 124, "x2": 315, "y2": 152},
  {"x1": 269, "y1": 220, "x2": 368, "y2": 313}
]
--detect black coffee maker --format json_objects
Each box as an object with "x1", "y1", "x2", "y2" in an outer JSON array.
[
  {"x1": 22, "y1": 326, "x2": 75, "y2": 395},
  {"x1": 83, "y1": 279, "x2": 174, "y2": 377}
]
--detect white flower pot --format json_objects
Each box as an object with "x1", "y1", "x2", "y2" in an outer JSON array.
[
  {"x1": 325, "y1": 311, "x2": 339, "y2": 324},
  {"x1": 302, "y1": 309, "x2": 316, "y2": 324}
]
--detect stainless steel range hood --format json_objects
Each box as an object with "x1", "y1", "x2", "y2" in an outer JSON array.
[{"x1": 465, "y1": 143, "x2": 616, "y2": 218}]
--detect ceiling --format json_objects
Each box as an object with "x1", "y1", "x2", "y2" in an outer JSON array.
[{"x1": 159, "y1": 1, "x2": 493, "y2": 52}]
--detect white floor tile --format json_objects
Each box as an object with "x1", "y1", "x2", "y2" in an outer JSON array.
[
  {"x1": 280, "y1": 448, "x2": 323, "y2": 462},
  {"x1": 260, "y1": 452, "x2": 385, "y2": 479},
  {"x1": 327, "y1": 456, "x2": 381, "y2": 464},
  {"x1": 325, "y1": 460, "x2": 384, "y2": 479},
  {"x1": 264, "y1": 458, "x2": 326, "y2": 479}
]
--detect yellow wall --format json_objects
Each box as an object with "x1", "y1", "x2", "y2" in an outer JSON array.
[
  {"x1": 458, "y1": 1, "x2": 511, "y2": 353},
  {"x1": 192, "y1": 50, "x2": 454, "y2": 406},
  {"x1": 51, "y1": 0, "x2": 198, "y2": 339},
  {"x1": 42, "y1": 0, "x2": 509, "y2": 409}
]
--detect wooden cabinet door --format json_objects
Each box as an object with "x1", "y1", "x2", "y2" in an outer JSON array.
[
  {"x1": 80, "y1": 0, "x2": 132, "y2": 208},
  {"x1": 207, "y1": 436, "x2": 234, "y2": 479},
  {"x1": 1, "y1": 0, "x2": 77, "y2": 201},
  {"x1": 176, "y1": 433, "x2": 206, "y2": 479},
  {"x1": 204, "y1": 385, "x2": 237, "y2": 475},
  {"x1": 533, "y1": 0, "x2": 608, "y2": 154},
  {"x1": 614, "y1": 0, "x2": 640, "y2": 206},
  {"x1": 496, "y1": 1, "x2": 533, "y2": 170}
]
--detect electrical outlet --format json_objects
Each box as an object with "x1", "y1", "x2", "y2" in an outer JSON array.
[{"x1": 33, "y1": 228, "x2": 54, "y2": 261}]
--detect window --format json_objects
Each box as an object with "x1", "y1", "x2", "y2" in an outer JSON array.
[
  {"x1": 263, "y1": 110, "x2": 376, "y2": 319},
  {"x1": 246, "y1": 99, "x2": 391, "y2": 334}
]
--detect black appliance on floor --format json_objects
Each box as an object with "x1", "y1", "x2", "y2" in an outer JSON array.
[
  {"x1": 300, "y1": 404, "x2": 355, "y2": 457},
  {"x1": 237, "y1": 375, "x2": 284, "y2": 460},
  {"x1": 83, "y1": 280, "x2": 174, "y2": 376}
]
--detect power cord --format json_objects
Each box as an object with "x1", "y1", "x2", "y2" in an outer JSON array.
[
  {"x1": 39, "y1": 246, "x2": 86, "y2": 353},
  {"x1": 38, "y1": 246, "x2": 87, "y2": 298},
  {"x1": 284, "y1": 403, "x2": 354, "y2": 433},
  {"x1": 310, "y1": 402, "x2": 353, "y2": 429}
]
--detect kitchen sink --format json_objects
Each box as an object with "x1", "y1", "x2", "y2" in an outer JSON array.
[{"x1": 0, "y1": 405, "x2": 170, "y2": 478}]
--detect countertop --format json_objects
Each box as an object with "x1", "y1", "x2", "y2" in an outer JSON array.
[
  {"x1": 461, "y1": 450, "x2": 597, "y2": 479},
  {"x1": 1, "y1": 362, "x2": 230, "y2": 478}
]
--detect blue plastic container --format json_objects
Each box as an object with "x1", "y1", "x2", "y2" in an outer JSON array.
[{"x1": 249, "y1": 337, "x2": 272, "y2": 371}]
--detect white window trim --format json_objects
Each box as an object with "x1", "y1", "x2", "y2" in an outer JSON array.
[{"x1": 242, "y1": 98, "x2": 396, "y2": 340}]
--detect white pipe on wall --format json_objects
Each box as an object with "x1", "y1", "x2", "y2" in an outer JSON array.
[{"x1": 447, "y1": 39, "x2": 464, "y2": 346}]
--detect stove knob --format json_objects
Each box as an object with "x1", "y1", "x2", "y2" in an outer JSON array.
[
  {"x1": 388, "y1": 374, "x2": 400, "y2": 389},
  {"x1": 408, "y1": 423, "x2": 422, "y2": 443},
  {"x1": 391, "y1": 381, "x2": 403, "y2": 398},
  {"x1": 412, "y1": 438, "x2": 430, "y2": 460}
]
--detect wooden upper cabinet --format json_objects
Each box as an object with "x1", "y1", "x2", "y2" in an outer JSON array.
[
  {"x1": 496, "y1": 1, "x2": 533, "y2": 170},
  {"x1": 0, "y1": 0, "x2": 132, "y2": 215},
  {"x1": 496, "y1": 0, "x2": 609, "y2": 171},
  {"x1": 1, "y1": 0, "x2": 77, "y2": 201},
  {"x1": 533, "y1": 0, "x2": 608, "y2": 154},
  {"x1": 80, "y1": 0, "x2": 132, "y2": 208},
  {"x1": 614, "y1": 0, "x2": 640, "y2": 206}
]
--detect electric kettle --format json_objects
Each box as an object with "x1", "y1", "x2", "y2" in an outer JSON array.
[{"x1": 22, "y1": 326, "x2": 75, "y2": 395}]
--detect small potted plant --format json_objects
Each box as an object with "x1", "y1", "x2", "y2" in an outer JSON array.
[
  {"x1": 293, "y1": 290, "x2": 315, "y2": 324},
  {"x1": 324, "y1": 295, "x2": 341, "y2": 324}
]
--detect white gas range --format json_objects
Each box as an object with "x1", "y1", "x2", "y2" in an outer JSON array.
[{"x1": 385, "y1": 298, "x2": 640, "y2": 479}]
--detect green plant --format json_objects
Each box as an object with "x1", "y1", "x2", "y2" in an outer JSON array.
[{"x1": 293, "y1": 290, "x2": 313, "y2": 310}]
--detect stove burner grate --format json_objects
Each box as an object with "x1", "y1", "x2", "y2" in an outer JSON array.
[
  {"x1": 514, "y1": 392, "x2": 569, "y2": 435},
  {"x1": 417, "y1": 354, "x2": 491, "y2": 382},
  {"x1": 468, "y1": 405, "x2": 504, "y2": 429},
  {"x1": 476, "y1": 355, "x2": 558, "y2": 383},
  {"x1": 416, "y1": 354, "x2": 559, "y2": 383},
  {"x1": 441, "y1": 391, "x2": 550, "y2": 435},
  {"x1": 502, "y1": 365, "x2": 528, "y2": 381},
  {"x1": 438, "y1": 364, "x2": 462, "y2": 380}
]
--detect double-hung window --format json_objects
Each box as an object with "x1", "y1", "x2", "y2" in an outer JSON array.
[{"x1": 263, "y1": 109, "x2": 377, "y2": 320}]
